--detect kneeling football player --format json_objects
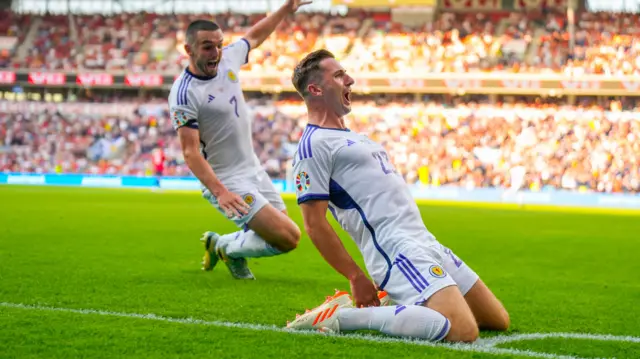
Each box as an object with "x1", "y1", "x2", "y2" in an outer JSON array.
[{"x1": 284, "y1": 49, "x2": 510, "y2": 342}]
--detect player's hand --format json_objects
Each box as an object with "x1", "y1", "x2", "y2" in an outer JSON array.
[
  {"x1": 284, "y1": 0, "x2": 312, "y2": 13},
  {"x1": 349, "y1": 273, "x2": 380, "y2": 308},
  {"x1": 217, "y1": 190, "x2": 251, "y2": 219}
]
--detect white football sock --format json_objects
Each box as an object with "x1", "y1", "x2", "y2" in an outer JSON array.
[
  {"x1": 336, "y1": 305, "x2": 450, "y2": 341},
  {"x1": 216, "y1": 230, "x2": 282, "y2": 258}
]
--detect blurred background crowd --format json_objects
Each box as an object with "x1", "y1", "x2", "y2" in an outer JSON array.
[
  {"x1": 5, "y1": 7, "x2": 640, "y2": 75},
  {"x1": 1, "y1": 0, "x2": 639, "y2": 193}
]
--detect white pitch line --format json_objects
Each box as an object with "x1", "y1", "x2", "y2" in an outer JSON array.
[
  {"x1": 479, "y1": 332, "x2": 640, "y2": 346},
  {"x1": 1, "y1": 302, "x2": 632, "y2": 359}
]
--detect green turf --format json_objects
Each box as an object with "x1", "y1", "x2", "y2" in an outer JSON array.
[
  {"x1": 1, "y1": 185, "x2": 639, "y2": 358},
  {"x1": 498, "y1": 338, "x2": 640, "y2": 359}
]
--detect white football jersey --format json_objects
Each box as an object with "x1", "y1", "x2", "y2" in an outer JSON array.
[
  {"x1": 292, "y1": 125, "x2": 438, "y2": 290},
  {"x1": 168, "y1": 39, "x2": 261, "y2": 183}
]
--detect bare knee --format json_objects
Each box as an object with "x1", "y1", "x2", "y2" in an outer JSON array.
[
  {"x1": 273, "y1": 223, "x2": 300, "y2": 253},
  {"x1": 478, "y1": 300, "x2": 510, "y2": 332},
  {"x1": 446, "y1": 318, "x2": 479, "y2": 343},
  {"x1": 493, "y1": 309, "x2": 510, "y2": 332},
  {"x1": 425, "y1": 286, "x2": 479, "y2": 343},
  {"x1": 464, "y1": 279, "x2": 510, "y2": 332},
  {"x1": 461, "y1": 324, "x2": 480, "y2": 343},
  {"x1": 249, "y1": 206, "x2": 300, "y2": 252}
]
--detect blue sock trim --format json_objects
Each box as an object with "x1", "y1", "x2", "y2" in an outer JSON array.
[{"x1": 434, "y1": 318, "x2": 450, "y2": 341}]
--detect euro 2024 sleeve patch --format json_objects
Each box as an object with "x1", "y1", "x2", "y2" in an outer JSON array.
[{"x1": 296, "y1": 171, "x2": 310, "y2": 193}]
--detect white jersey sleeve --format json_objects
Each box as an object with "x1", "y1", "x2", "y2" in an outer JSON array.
[
  {"x1": 168, "y1": 74, "x2": 200, "y2": 130},
  {"x1": 292, "y1": 137, "x2": 333, "y2": 204},
  {"x1": 223, "y1": 38, "x2": 251, "y2": 71}
]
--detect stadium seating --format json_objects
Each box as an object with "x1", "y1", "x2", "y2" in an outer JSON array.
[
  {"x1": 562, "y1": 12, "x2": 640, "y2": 75},
  {"x1": 1, "y1": 95, "x2": 639, "y2": 193},
  {"x1": 5, "y1": 10, "x2": 639, "y2": 74},
  {"x1": 1, "y1": 9, "x2": 640, "y2": 194},
  {"x1": 26, "y1": 15, "x2": 75, "y2": 70},
  {"x1": 0, "y1": 10, "x2": 31, "y2": 68}
]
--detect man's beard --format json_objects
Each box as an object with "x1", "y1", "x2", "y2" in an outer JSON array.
[{"x1": 197, "y1": 58, "x2": 217, "y2": 77}]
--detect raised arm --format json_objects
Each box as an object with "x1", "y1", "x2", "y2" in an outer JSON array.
[{"x1": 243, "y1": 0, "x2": 312, "y2": 50}]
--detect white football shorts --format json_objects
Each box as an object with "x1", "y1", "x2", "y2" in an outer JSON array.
[
  {"x1": 383, "y1": 243, "x2": 480, "y2": 306},
  {"x1": 202, "y1": 170, "x2": 286, "y2": 229}
]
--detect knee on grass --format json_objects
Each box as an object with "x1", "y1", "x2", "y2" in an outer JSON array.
[
  {"x1": 501, "y1": 310, "x2": 511, "y2": 331},
  {"x1": 487, "y1": 308, "x2": 510, "y2": 332},
  {"x1": 446, "y1": 317, "x2": 479, "y2": 343},
  {"x1": 445, "y1": 316, "x2": 480, "y2": 343}
]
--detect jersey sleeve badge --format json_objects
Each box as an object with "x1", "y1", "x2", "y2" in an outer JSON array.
[
  {"x1": 295, "y1": 171, "x2": 311, "y2": 193},
  {"x1": 429, "y1": 265, "x2": 447, "y2": 278},
  {"x1": 172, "y1": 110, "x2": 190, "y2": 127}
]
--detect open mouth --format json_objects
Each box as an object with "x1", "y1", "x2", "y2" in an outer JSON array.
[
  {"x1": 206, "y1": 60, "x2": 219, "y2": 71},
  {"x1": 343, "y1": 91, "x2": 351, "y2": 105}
]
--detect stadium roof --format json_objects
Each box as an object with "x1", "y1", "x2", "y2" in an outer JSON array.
[
  {"x1": 11, "y1": 0, "x2": 347, "y2": 14},
  {"x1": 587, "y1": 0, "x2": 640, "y2": 11}
]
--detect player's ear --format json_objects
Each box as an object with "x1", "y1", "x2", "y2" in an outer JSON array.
[
  {"x1": 184, "y1": 43, "x2": 193, "y2": 57},
  {"x1": 307, "y1": 83, "x2": 322, "y2": 97}
]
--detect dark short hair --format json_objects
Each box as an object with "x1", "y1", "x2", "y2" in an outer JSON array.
[
  {"x1": 186, "y1": 20, "x2": 220, "y2": 46},
  {"x1": 292, "y1": 49, "x2": 336, "y2": 99}
]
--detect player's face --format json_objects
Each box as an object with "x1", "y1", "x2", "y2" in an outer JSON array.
[
  {"x1": 188, "y1": 29, "x2": 224, "y2": 77},
  {"x1": 317, "y1": 58, "x2": 354, "y2": 116}
]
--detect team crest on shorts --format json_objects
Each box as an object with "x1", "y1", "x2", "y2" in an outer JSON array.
[
  {"x1": 227, "y1": 70, "x2": 238, "y2": 83},
  {"x1": 243, "y1": 193, "x2": 256, "y2": 207},
  {"x1": 429, "y1": 265, "x2": 446, "y2": 278},
  {"x1": 295, "y1": 171, "x2": 310, "y2": 192}
]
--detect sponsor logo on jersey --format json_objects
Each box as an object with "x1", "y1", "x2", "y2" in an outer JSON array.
[
  {"x1": 227, "y1": 70, "x2": 238, "y2": 83},
  {"x1": 243, "y1": 193, "x2": 256, "y2": 207},
  {"x1": 429, "y1": 265, "x2": 446, "y2": 278},
  {"x1": 296, "y1": 171, "x2": 311, "y2": 192}
]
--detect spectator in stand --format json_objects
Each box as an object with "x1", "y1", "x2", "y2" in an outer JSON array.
[
  {"x1": 4, "y1": 9, "x2": 640, "y2": 75},
  {"x1": 2, "y1": 94, "x2": 639, "y2": 194}
]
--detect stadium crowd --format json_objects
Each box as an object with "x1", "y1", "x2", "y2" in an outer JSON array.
[
  {"x1": 1, "y1": 8, "x2": 640, "y2": 194},
  {"x1": 3, "y1": 9, "x2": 640, "y2": 74},
  {"x1": 1, "y1": 94, "x2": 639, "y2": 194}
]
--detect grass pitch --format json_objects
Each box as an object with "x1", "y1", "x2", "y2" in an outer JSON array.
[{"x1": 1, "y1": 185, "x2": 639, "y2": 358}]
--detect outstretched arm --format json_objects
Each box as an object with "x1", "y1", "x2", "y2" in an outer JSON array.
[
  {"x1": 177, "y1": 126, "x2": 249, "y2": 218},
  {"x1": 244, "y1": 0, "x2": 312, "y2": 50},
  {"x1": 300, "y1": 199, "x2": 380, "y2": 308},
  {"x1": 169, "y1": 79, "x2": 249, "y2": 218}
]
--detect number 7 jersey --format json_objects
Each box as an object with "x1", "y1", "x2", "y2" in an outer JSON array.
[
  {"x1": 292, "y1": 125, "x2": 438, "y2": 289},
  {"x1": 167, "y1": 39, "x2": 262, "y2": 183}
]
